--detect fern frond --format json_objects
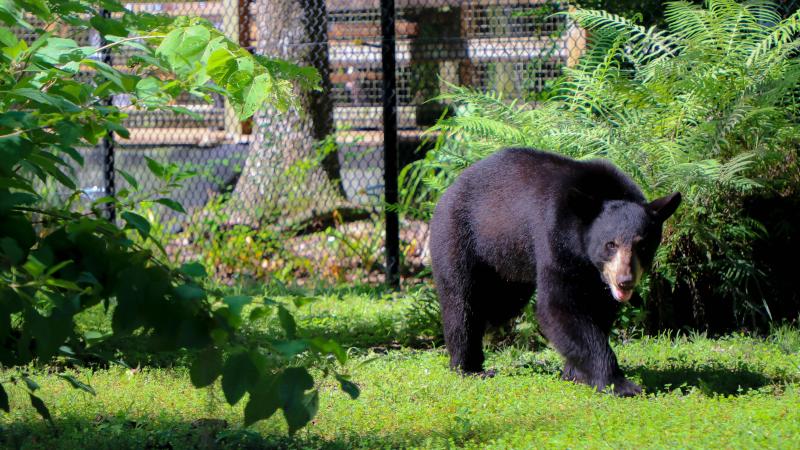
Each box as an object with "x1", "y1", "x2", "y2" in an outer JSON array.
[
  {"x1": 664, "y1": 1, "x2": 713, "y2": 42},
  {"x1": 575, "y1": 9, "x2": 680, "y2": 62},
  {"x1": 747, "y1": 6, "x2": 800, "y2": 65}
]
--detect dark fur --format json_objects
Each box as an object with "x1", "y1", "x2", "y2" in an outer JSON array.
[{"x1": 430, "y1": 148, "x2": 680, "y2": 396}]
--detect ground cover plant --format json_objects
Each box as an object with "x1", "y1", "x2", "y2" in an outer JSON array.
[{"x1": 1, "y1": 287, "x2": 799, "y2": 448}]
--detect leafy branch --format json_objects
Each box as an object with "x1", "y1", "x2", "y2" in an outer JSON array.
[{"x1": 0, "y1": 0, "x2": 351, "y2": 433}]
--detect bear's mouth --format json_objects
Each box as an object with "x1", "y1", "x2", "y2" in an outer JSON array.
[{"x1": 610, "y1": 284, "x2": 633, "y2": 303}]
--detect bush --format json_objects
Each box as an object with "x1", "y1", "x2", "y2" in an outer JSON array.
[
  {"x1": 0, "y1": 0, "x2": 354, "y2": 430},
  {"x1": 406, "y1": 0, "x2": 800, "y2": 333}
]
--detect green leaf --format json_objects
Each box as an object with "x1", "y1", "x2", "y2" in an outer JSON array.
[
  {"x1": 244, "y1": 374, "x2": 280, "y2": 426},
  {"x1": 83, "y1": 330, "x2": 108, "y2": 344},
  {"x1": 89, "y1": 13, "x2": 128, "y2": 38},
  {"x1": 0, "y1": 191, "x2": 39, "y2": 212},
  {"x1": 44, "y1": 259, "x2": 73, "y2": 277},
  {"x1": 225, "y1": 69, "x2": 254, "y2": 102},
  {"x1": 34, "y1": 37, "x2": 90, "y2": 64},
  {"x1": 249, "y1": 306, "x2": 270, "y2": 321},
  {"x1": 259, "y1": 57, "x2": 321, "y2": 91},
  {"x1": 22, "y1": 376, "x2": 39, "y2": 392},
  {"x1": 57, "y1": 374, "x2": 96, "y2": 395},
  {"x1": 28, "y1": 152, "x2": 77, "y2": 190},
  {"x1": 145, "y1": 157, "x2": 166, "y2": 179},
  {"x1": 45, "y1": 278, "x2": 82, "y2": 291},
  {"x1": 117, "y1": 169, "x2": 139, "y2": 190},
  {"x1": 154, "y1": 198, "x2": 186, "y2": 213},
  {"x1": 18, "y1": 0, "x2": 51, "y2": 20},
  {"x1": 1, "y1": 236, "x2": 24, "y2": 265},
  {"x1": 10, "y1": 88, "x2": 80, "y2": 113},
  {"x1": 180, "y1": 261, "x2": 207, "y2": 279},
  {"x1": 308, "y1": 337, "x2": 347, "y2": 364},
  {"x1": 279, "y1": 367, "x2": 315, "y2": 435},
  {"x1": 223, "y1": 295, "x2": 251, "y2": 317},
  {"x1": 336, "y1": 375, "x2": 360, "y2": 399},
  {"x1": 29, "y1": 393, "x2": 52, "y2": 424},
  {"x1": 290, "y1": 296, "x2": 316, "y2": 308},
  {"x1": 190, "y1": 347, "x2": 223, "y2": 388},
  {"x1": 238, "y1": 73, "x2": 272, "y2": 120},
  {"x1": 82, "y1": 59, "x2": 136, "y2": 92},
  {"x1": 135, "y1": 77, "x2": 165, "y2": 108},
  {"x1": 29, "y1": 307, "x2": 73, "y2": 360},
  {"x1": 206, "y1": 47, "x2": 236, "y2": 84},
  {"x1": 0, "y1": 383, "x2": 8, "y2": 412},
  {"x1": 2, "y1": 37, "x2": 27, "y2": 59},
  {"x1": 272, "y1": 339, "x2": 307, "y2": 358},
  {"x1": 56, "y1": 143, "x2": 84, "y2": 165},
  {"x1": 221, "y1": 350, "x2": 259, "y2": 405},
  {"x1": 166, "y1": 105, "x2": 203, "y2": 121},
  {"x1": 157, "y1": 25, "x2": 211, "y2": 74},
  {"x1": 121, "y1": 211, "x2": 150, "y2": 239},
  {"x1": 0, "y1": 26, "x2": 18, "y2": 47},
  {"x1": 277, "y1": 306, "x2": 296, "y2": 339},
  {"x1": 174, "y1": 283, "x2": 205, "y2": 302},
  {"x1": 104, "y1": 120, "x2": 130, "y2": 139}
]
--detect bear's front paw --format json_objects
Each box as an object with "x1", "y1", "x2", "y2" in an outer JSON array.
[{"x1": 610, "y1": 378, "x2": 642, "y2": 397}]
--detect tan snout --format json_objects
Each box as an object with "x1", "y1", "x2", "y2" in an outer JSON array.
[{"x1": 602, "y1": 246, "x2": 643, "y2": 302}]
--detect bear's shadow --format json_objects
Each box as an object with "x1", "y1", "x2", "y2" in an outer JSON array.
[
  {"x1": 507, "y1": 360, "x2": 776, "y2": 396},
  {"x1": 629, "y1": 365, "x2": 773, "y2": 396}
]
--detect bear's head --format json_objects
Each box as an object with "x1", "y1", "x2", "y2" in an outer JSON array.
[{"x1": 581, "y1": 192, "x2": 682, "y2": 302}]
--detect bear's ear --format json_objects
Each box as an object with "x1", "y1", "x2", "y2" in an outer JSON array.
[
  {"x1": 568, "y1": 187, "x2": 601, "y2": 221},
  {"x1": 647, "y1": 192, "x2": 682, "y2": 222}
]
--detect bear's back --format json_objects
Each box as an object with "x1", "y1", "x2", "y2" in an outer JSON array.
[{"x1": 431, "y1": 148, "x2": 645, "y2": 282}]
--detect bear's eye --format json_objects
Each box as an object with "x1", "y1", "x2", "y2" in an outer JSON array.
[{"x1": 605, "y1": 242, "x2": 617, "y2": 251}]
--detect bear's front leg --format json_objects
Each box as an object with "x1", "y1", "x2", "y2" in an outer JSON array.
[
  {"x1": 536, "y1": 271, "x2": 641, "y2": 396},
  {"x1": 541, "y1": 305, "x2": 640, "y2": 396}
]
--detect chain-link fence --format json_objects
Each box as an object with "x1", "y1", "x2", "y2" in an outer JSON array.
[
  {"x1": 55, "y1": 0, "x2": 591, "y2": 287},
  {"x1": 77, "y1": 0, "x2": 800, "y2": 287}
]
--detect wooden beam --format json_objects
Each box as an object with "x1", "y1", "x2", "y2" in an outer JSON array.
[
  {"x1": 329, "y1": 21, "x2": 418, "y2": 39},
  {"x1": 326, "y1": 0, "x2": 563, "y2": 13},
  {"x1": 329, "y1": 37, "x2": 571, "y2": 67},
  {"x1": 119, "y1": 128, "x2": 249, "y2": 146},
  {"x1": 124, "y1": 2, "x2": 224, "y2": 16},
  {"x1": 566, "y1": 6, "x2": 586, "y2": 68}
]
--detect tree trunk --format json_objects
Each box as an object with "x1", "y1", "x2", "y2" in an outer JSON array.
[{"x1": 228, "y1": 0, "x2": 345, "y2": 226}]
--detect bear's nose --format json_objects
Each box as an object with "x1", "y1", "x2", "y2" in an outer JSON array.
[{"x1": 617, "y1": 275, "x2": 635, "y2": 291}]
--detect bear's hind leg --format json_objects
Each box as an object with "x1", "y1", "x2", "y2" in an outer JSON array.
[{"x1": 439, "y1": 287, "x2": 487, "y2": 373}]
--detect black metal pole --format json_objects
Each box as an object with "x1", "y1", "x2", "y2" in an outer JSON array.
[
  {"x1": 99, "y1": 8, "x2": 116, "y2": 222},
  {"x1": 380, "y1": 0, "x2": 400, "y2": 289}
]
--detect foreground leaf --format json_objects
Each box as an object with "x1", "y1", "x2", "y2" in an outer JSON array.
[
  {"x1": 29, "y1": 393, "x2": 52, "y2": 424},
  {"x1": 190, "y1": 347, "x2": 223, "y2": 388},
  {"x1": 0, "y1": 383, "x2": 8, "y2": 412},
  {"x1": 221, "y1": 350, "x2": 259, "y2": 405}
]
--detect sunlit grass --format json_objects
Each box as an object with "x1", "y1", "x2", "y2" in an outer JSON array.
[{"x1": 2, "y1": 289, "x2": 800, "y2": 449}]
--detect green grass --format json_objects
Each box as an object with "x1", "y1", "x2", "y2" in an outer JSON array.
[{"x1": 3, "y1": 288, "x2": 800, "y2": 449}]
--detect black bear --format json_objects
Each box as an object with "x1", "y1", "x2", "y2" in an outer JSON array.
[{"x1": 429, "y1": 148, "x2": 681, "y2": 396}]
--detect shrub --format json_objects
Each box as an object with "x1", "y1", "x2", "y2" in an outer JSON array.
[
  {"x1": 0, "y1": 0, "x2": 354, "y2": 430},
  {"x1": 406, "y1": 0, "x2": 800, "y2": 332}
]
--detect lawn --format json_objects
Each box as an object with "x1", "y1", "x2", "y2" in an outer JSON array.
[{"x1": 2, "y1": 286, "x2": 799, "y2": 449}]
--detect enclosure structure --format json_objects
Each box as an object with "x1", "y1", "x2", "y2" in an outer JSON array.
[{"x1": 73, "y1": 0, "x2": 586, "y2": 285}]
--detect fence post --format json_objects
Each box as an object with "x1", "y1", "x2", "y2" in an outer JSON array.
[
  {"x1": 381, "y1": 0, "x2": 400, "y2": 289},
  {"x1": 99, "y1": 8, "x2": 116, "y2": 222}
]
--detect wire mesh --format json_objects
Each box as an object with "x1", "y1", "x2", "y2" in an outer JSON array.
[{"x1": 69, "y1": 0, "x2": 591, "y2": 286}]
